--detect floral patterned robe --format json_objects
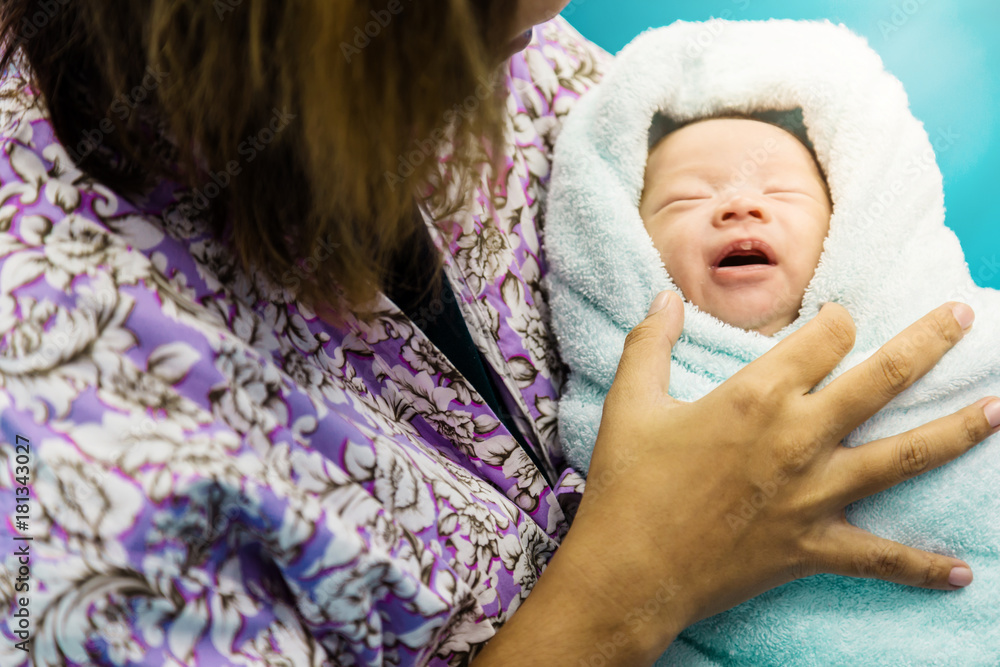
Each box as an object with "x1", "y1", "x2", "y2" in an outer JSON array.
[{"x1": 0, "y1": 18, "x2": 609, "y2": 667}]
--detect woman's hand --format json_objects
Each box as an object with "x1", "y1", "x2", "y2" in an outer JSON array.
[{"x1": 475, "y1": 294, "x2": 999, "y2": 666}]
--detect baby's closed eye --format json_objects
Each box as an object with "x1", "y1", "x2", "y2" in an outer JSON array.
[
  {"x1": 763, "y1": 186, "x2": 807, "y2": 195},
  {"x1": 662, "y1": 191, "x2": 713, "y2": 207},
  {"x1": 763, "y1": 187, "x2": 824, "y2": 203}
]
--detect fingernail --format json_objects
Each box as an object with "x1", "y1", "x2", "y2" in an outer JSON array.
[
  {"x1": 985, "y1": 400, "x2": 1000, "y2": 430},
  {"x1": 952, "y1": 303, "x2": 975, "y2": 332},
  {"x1": 948, "y1": 566, "x2": 973, "y2": 588},
  {"x1": 648, "y1": 291, "x2": 673, "y2": 317}
]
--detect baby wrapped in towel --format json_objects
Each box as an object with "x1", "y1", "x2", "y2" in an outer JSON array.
[{"x1": 544, "y1": 19, "x2": 1000, "y2": 666}]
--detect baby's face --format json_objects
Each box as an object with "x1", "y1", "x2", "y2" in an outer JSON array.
[{"x1": 640, "y1": 118, "x2": 832, "y2": 336}]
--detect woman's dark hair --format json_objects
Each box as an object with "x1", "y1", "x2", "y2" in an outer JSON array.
[{"x1": 0, "y1": 1, "x2": 514, "y2": 313}]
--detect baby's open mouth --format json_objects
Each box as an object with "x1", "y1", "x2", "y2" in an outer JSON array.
[
  {"x1": 719, "y1": 252, "x2": 770, "y2": 267},
  {"x1": 712, "y1": 240, "x2": 777, "y2": 269}
]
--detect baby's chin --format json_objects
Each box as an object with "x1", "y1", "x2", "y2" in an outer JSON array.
[{"x1": 704, "y1": 301, "x2": 800, "y2": 337}]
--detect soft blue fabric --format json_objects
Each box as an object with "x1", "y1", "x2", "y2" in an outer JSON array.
[{"x1": 544, "y1": 19, "x2": 1000, "y2": 666}]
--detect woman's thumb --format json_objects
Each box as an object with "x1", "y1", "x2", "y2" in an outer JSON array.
[{"x1": 614, "y1": 291, "x2": 685, "y2": 396}]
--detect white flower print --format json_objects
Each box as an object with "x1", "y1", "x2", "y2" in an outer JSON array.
[
  {"x1": 299, "y1": 559, "x2": 400, "y2": 647},
  {"x1": 103, "y1": 213, "x2": 166, "y2": 251},
  {"x1": 534, "y1": 395, "x2": 559, "y2": 453},
  {"x1": 386, "y1": 366, "x2": 506, "y2": 453},
  {"x1": 159, "y1": 193, "x2": 212, "y2": 241},
  {"x1": 28, "y1": 565, "x2": 165, "y2": 667},
  {"x1": 144, "y1": 256, "x2": 232, "y2": 339},
  {"x1": 0, "y1": 213, "x2": 149, "y2": 293},
  {"x1": 87, "y1": 594, "x2": 147, "y2": 666},
  {"x1": 188, "y1": 236, "x2": 241, "y2": 295},
  {"x1": 455, "y1": 225, "x2": 516, "y2": 296},
  {"x1": 278, "y1": 305, "x2": 325, "y2": 356},
  {"x1": 433, "y1": 477, "x2": 511, "y2": 567},
  {"x1": 0, "y1": 140, "x2": 107, "y2": 216},
  {"x1": 209, "y1": 557, "x2": 264, "y2": 656},
  {"x1": 510, "y1": 114, "x2": 551, "y2": 195},
  {"x1": 343, "y1": 438, "x2": 437, "y2": 533},
  {"x1": 400, "y1": 334, "x2": 482, "y2": 405},
  {"x1": 359, "y1": 305, "x2": 419, "y2": 347},
  {"x1": 67, "y1": 410, "x2": 253, "y2": 504},
  {"x1": 210, "y1": 337, "x2": 289, "y2": 435},
  {"x1": 33, "y1": 438, "x2": 145, "y2": 542},
  {"x1": 476, "y1": 435, "x2": 547, "y2": 512},
  {"x1": 149, "y1": 250, "x2": 199, "y2": 302},
  {"x1": 231, "y1": 299, "x2": 281, "y2": 356},
  {"x1": 168, "y1": 595, "x2": 211, "y2": 663},
  {"x1": 425, "y1": 409, "x2": 495, "y2": 454},
  {"x1": 497, "y1": 520, "x2": 556, "y2": 615},
  {"x1": 0, "y1": 274, "x2": 136, "y2": 422},
  {"x1": 0, "y1": 79, "x2": 44, "y2": 141},
  {"x1": 389, "y1": 368, "x2": 457, "y2": 415},
  {"x1": 429, "y1": 568, "x2": 496, "y2": 660},
  {"x1": 402, "y1": 336, "x2": 452, "y2": 376},
  {"x1": 509, "y1": 308, "x2": 550, "y2": 371},
  {"x1": 280, "y1": 344, "x2": 343, "y2": 407},
  {"x1": 97, "y1": 342, "x2": 211, "y2": 431},
  {"x1": 353, "y1": 380, "x2": 419, "y2": 439},
  {"x1": 230, "y1": 602, "x2": 328, "y2": 667},
  {"x1": 523, "y1": 47, "x2": 562, "y2": 107}
]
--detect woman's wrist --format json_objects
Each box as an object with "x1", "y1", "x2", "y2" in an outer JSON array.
[{"x1": 473, "y1": 518, "x2": 685, "y2": 666}]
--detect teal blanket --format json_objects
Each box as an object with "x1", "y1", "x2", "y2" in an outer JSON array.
[{"x1": 544, "y1": 19, "x2": 1000, "y2": 666}]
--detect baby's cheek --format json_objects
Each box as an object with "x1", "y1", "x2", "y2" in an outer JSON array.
[
  {"x1": 663, "y1": 255, "x2": 696, "y2": 297},
  {"x1": 650, "y1": 226, "x2": 699, "y2": 294}
]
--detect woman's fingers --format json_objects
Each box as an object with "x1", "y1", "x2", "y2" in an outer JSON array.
[
  {"x1": 819, "y1": 302, "x2": 974, "y2": 432},
  {"x1": 612, "y1": 291, "x2": 685, "y2": 398},
  {"x1": 829, "y1": 397, "x2": 1000, "y2": 506},
  {"x1": 820, "y1": 521, "x2": 973, "y2": 590},
  {"x1": 738, "y1": 302, "x2": 857, "y2": 394}
]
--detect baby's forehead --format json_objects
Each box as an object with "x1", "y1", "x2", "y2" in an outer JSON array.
[
  {"x1": 656, "y1": 118, "x2": 805, "y2": 152},
  {"x1": 648, "y1": 109, "x2": 814, "y2": 149},
  {"x1": 647, "y1": 117, "x2": 825, "y2": 181}
]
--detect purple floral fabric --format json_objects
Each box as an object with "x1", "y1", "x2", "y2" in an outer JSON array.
[{"x1": 0, "y1": 18, "x2": 608, "y2": 667}]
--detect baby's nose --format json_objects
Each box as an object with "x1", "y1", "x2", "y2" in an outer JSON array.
[{"x1": 714, "y1": 194, "x2": 769, "y2": 225}]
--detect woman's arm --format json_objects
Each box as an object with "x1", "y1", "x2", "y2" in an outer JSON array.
[{"x1": 474, "y1": 295, "x2": 997, "y2": 666}]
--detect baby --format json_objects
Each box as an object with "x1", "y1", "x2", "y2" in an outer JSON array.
[
  {"x1": 544, "y1": 19, "x2": 1000, "y2": 666},
  {"x1": 639, "y1": 115, "x2": 831, "y2": 337}
]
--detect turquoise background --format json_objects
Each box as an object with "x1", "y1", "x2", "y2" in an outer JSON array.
[{"x1": 561, "y1": 0, "x2": 1000, "y2": 288}]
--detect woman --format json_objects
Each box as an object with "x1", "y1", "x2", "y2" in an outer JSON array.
[{"x1": 0, "y1": 1, "x2": 995, "y2": 665}]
